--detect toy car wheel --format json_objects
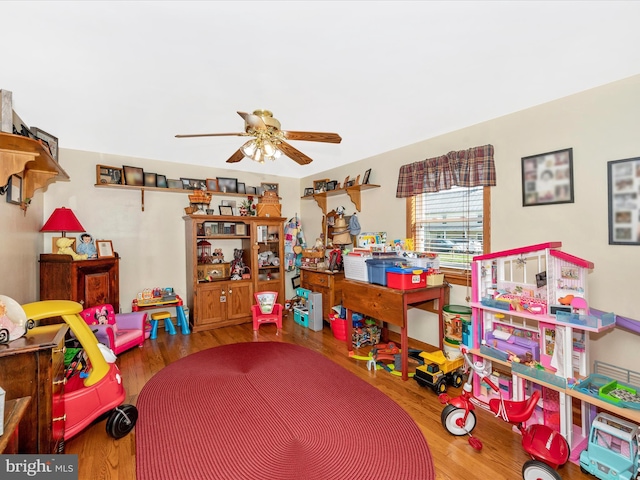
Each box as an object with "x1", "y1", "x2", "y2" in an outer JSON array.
[
  {"x1": 441, "y1": 404, "x2": 476, "y2": 436},
  {"x1": 26, "y1": 318, "x2": 36, "y2": 330},
  {"x1": 452, "y1": 372, "x2": 464, "y2": 388},
  {"x1": 522, "y1": 460, "x2": 561, "y2": 480},
  {"x1": 106, "y1": 404, "x2": 138, "y2": 439},
  {"x1": 436, "y1": 379, "x2": 447, "y2": 394},
  {"x1": 0, "y1": 328, "x2": 8, "y2": 344}
]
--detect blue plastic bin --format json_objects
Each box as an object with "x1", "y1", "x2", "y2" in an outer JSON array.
[{"x1": 365, "y1": 258, "x2": 401, "y2": 286}]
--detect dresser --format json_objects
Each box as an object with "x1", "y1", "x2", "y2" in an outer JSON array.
[
  {"x1": 40, "y1": 254, "x2": 120, "y2": 312},
  {"x1": 0, "y1": 324, "x2": 68, "y2": 453},
  {"x1": 300, "y1": 268, "x2": 345, "y2": 321}
]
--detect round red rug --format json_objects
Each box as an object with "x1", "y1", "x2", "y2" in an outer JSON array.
[{"x1": 136, "y1": 342, "x2": 434, "y2": 479}]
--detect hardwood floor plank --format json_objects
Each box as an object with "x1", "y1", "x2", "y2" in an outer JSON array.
[{"x1": 65, "y1": 314, "x2": 587, "y2": 479}]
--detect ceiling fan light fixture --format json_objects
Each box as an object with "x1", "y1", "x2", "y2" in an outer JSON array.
[{"x1": 241, "y1": 139, "x2": 257, "y2": 157}]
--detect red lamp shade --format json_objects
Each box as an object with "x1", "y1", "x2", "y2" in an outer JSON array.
[{"x1": 40, "y1": 207, "x2": 86, "y2": 236}]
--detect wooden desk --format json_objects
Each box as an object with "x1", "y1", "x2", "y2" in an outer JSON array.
[
  {"x1": 1, "y1": 396, "x2": 31, "y2": 453},
  {"x1": 342, "y1": 279, "x2": 446, "y2": 381}
]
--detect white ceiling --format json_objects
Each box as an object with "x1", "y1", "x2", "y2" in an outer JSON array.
[{"x1": 3, "y1": 1, "x2": 640, "y2": 178}]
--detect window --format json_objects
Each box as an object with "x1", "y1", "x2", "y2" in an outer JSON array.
[{"x1": 408, "y1": 185, "x2": 490, "y2": 285}]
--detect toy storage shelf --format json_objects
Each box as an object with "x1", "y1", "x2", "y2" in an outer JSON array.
[{"x1": 301, "y1": 184, "x2": 379, "y2": 215}]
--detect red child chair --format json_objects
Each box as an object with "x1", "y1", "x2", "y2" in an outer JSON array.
[
  {"x1": 79, "y1": 304, "x2": 147, "y2": 356},
  {"x1": 251, "y1": 291, "x2": 283, "y2": 335}
]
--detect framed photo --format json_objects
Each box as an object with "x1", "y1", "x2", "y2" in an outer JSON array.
[
  {"x1": 261, "y1": 182, "x2": 279, "y2": 196},
  {"x1": 237, "y1": 182, "x2": 246, "y2": 194},
  {"x1": 206, "y1": 178, "x2": 219, "y2": 192},
  {"x1": 181, "y1": 178, "x2": 206, "y2": 190},
  {"x1": 345, "y1": 180, "x2": 355, "y2": 188},
  {"x1": 144, "y1": 172, "x2": 157, "y2": 187},
  {"x1": 246, "y1": 186, "x2": 257, "y2": 195},
  {"x1": 6, "y1": 174, "x2": 21, "y2": 204},
  {"x1": 123, "y1": 166, "x2": 144, "y2": 186},
  {"x1": 326, "y1": 180, "x2": 338, "y2": 191},
  {"x1": 96, "y1": 165, "x2": 123, "y2": 185},
  {"x1": 235, "y1": 223, "x2": 247, "y2": 236},
  {"x1": 313, "y1": 178, "x2": 329, "y2": 193},
  {"x1": 521, "y1": 148, "x2": 574, "y2": 207},
  {"x1": 304, "y1": 187, "x2": 314, "y2": 196},
  {"x1": 156, "y1": 174, "x2": 168, "y2": 188},
  {"x1": 362, "y1": 168, "x2": 372, "y2": 185},
  {"x1": 96, "y1": 240, "x2": 115, "y2": 258},
  {"x1": 219, "y1": 205, "x2": 234, "y2": 216},
  {"x1": 31, "y1": 127, "x2": 58, "y2": 161},
  {"x1": 217, "y1": 177, "x2": 238, "y2": 194},
  {"x1": 608, "y1": 156, "x2": 640, "y2": 245},
  {"x1": 167, "y1": 179, "x2": 183, "y2": 189}
]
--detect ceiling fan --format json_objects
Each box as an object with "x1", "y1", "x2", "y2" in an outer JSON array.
[{"x1": 175, "y1": 110, "x2": 342, "y2": 165}]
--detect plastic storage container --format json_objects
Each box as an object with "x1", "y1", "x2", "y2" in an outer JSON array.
[
  {"x1": 386, "y1": 266, "x2": 426, "y2": 290},
  {"x1": 365, "y1": 258, "x2": 402, "y2": 286},
  {"x1": 343, "y1": 255, "x2": 370, "y2": 282}
]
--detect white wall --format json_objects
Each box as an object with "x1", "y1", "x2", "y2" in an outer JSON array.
[{"x1": 1, "y1": 74, "x2": 638, "y2": 372}]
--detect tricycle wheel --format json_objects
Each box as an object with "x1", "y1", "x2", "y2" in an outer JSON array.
[
  {"x1": 441, "y1": 404, "x2": 476, "y2": 436},
  {"x1": 106, "y1": 404, "x2": 138, "y2": 439},
  {"x1": 522, "y1": 460, "x2": 561, "y2": 480}
]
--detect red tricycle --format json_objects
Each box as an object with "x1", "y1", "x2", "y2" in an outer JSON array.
[
  {"x1": 22, "y1": 300, "x2": 138, "y2": 452},
  {"x1": 439, "y1": 347, "x2": 570, "y2": 480}
]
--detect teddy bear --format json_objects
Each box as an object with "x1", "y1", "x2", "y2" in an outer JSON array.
[{"x1": 56, "y1": 237, "x2": 88, "y2": 260}]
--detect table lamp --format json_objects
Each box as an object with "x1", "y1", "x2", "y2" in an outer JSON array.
[{"x1": 40, "y1": 207, "x2": 86, "y2": 253}]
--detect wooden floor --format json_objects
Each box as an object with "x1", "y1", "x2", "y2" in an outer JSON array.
[{"x1": 66, "y1": 314, "x2": 589, "y2": 479}]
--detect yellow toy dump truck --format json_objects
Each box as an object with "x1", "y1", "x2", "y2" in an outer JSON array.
[{"x1": 414, "y1": 350, "x2": 466, "y2": 394}]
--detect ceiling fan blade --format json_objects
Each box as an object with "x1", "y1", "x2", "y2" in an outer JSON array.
[
  {"x1": 226, "y1": 149, "x2": 245, "y2": 163},
  {"x1": 282, "y1": 131, "x2": 342, "y2": 144},
  {"x1": 237, "y1": 111, "x2": 267, "y2": 130},
  {"x1": 175, "y1": 132, "x2": 247, "y2": 138},
  {"x1": 277, "y1": 140, "x2": 313, "y2": 165}
]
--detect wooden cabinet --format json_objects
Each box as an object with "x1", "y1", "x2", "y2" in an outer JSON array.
[
  {"x1": 0, "y1": 324, "x2": 68, "y2": 453},
  {"x1": 184, "y1": 215, "x2": 285, "y2": 332},
  {"x1": 300, "y1": 268, "x2": 345, "y2": 321},
  {"x1": 39, "y1": 254, "x2": 120, "y2": 312}
]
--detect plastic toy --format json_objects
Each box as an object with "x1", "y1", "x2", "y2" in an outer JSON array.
[
  {"x1": 0, "y1": 295, "x2": 35, "y2": 343},
  {"x1": 439, "y1": 347, "x2": 569, "y2": 480},
  {"x1": 414, "y1": 350, "x2": 465, "y2": 394},
  {"x1": 579, "y1": 412, "x2": 640, "y2": 480},
  {"x1": 21, "y1": 300, "x2": 138, "y2": 451}
]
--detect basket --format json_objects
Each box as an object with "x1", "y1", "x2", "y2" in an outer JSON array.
[{"x1": 343, "y1": 255, "x2": 370, "y2": 281}]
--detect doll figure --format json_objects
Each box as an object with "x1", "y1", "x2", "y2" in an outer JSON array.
[{"x1": 77, "y1": 233, "x2": 98, "y2": 258}]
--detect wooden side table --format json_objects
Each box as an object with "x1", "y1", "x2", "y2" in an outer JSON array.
[{"x1": 1, "y1": 396, "x2": 31, "y2": 454}]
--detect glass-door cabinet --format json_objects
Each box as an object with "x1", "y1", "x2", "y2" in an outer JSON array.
[{"x1": 253, "y1": 219, "x2": 285, "y2": 302}]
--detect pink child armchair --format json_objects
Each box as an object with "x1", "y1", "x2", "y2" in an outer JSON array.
[
  {"x1": 251, "y1": 291, "x2": 283, "y2": 335},
  {"x1": 80, "y1": 304, "x2": 147, "y2": 356}
]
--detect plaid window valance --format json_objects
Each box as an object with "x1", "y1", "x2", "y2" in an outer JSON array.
[{"x1": 396, "y1": 144, "x2": 496, "y2": 198}]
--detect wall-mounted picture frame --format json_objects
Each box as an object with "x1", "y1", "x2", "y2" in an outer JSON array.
[
  {"x1": 521, "y1": 148, "x2": 574, "y2": 207},
  {"x1": 96, "y1": 165, "x2": 123, "y2": 185},
  {"x1": 31, "y1": 127, "x2": 58, "y2": 161},
  {"x1": 304, "y1": 187, "x2": 314, "y2": 196},
  {"x1": 206, "y1": 178, "x2": 219, "y2": 192},
  {"x1": 326, "y1": 181, "x2": 338, "y2": 191},
  {"x1": 181, "y1": 178, "x2": 206, "y2": 190},
  {"x1": 167, "y1": 179, "x2": 183, "y2": 189},
  {"x1": 144, "y1": 172, "x2": 157, "y2": 187},
  {"x1": 123, "y1": 165, "x2": 144, "y2": 186},
  {"x1": 362, "y1": 168, "x2": 372, "y2": 185},
  {"x1": 607, "y1": 156, "x2": 640, "y2": 245},
  {"x1": 219, "y1": 205, "x2": 234, "y2": 216},
  {"x1": 6, "y1": 174, "x2": 22, "y2": 204},
  {"x1": 345, "y1": 179, "x2": 355, "y2": 188},
  {"x1": 96, "y1": 240, "x2": 115, "y2": 258},
  {"x1": 246, "y1": 186, "x2": 257, "y2": 195},
  {"x1": 156, "y1": 174, "x2": 168, "y2": 188},
  {"x1": 261, "y1": 182, "x2": 279, "y2": 196},
  {"x1": 237, "y1": 182, "x2": 246, "y2": 194},
  {"x1": 217, "y1": 177, "x2": 238, "y2": 194}
]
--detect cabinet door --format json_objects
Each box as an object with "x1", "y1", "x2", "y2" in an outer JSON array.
[
  {"x1": 194, "y1": 283, "x2": 226, "y2": 328},
  {"x1": 227, "y1": 282, "x2": 253, "y2": 321}
]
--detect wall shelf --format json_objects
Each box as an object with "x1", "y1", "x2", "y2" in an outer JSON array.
[
  {"x1": 301, "y1": 184, "x2": 380, "y2": 215},
  {"x1": 0, "y1": 132, "x2": 70, "y2": 210}
]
